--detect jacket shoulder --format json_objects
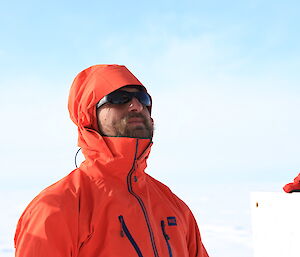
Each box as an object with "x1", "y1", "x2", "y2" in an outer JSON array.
[
  {"x1": 146, "y1": 174, "x2": 192, "y2": 213},
  {"x1": 14, "y1": 168, "x2": 93, "y2": 252},
  {"x1": 24, "y1": 168, "x2": 87, "y2": 209}
]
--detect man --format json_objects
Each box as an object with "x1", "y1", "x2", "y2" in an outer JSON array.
[{"x1": 15, "y1": 64, "x2": 209, "y2": 257}]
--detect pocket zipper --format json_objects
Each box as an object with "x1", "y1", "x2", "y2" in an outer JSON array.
[
  {"x1": 161, "y1": 220, "x2": 173, "y2": 257},
  {"x1": 119, "y1": 215, "x2": 144, "y2": 257}
]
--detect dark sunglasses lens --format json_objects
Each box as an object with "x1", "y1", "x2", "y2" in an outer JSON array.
[
  {"x1": 136, "y1": 92, "x2": 151, "y2": 106},
  {"x1": 107, "y1": 90, "x2": 151, "y2": 106},
  {"x1": 107, "y1": 91, "x2": 131, "y2": 104}
]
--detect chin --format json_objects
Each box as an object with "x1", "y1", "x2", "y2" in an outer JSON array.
[{"x1": 129, "y1": 127, "x2": 151, "y2": 139}]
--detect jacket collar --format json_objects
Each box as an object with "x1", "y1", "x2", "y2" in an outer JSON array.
[{"x1": 78, "y1": 127, "x2": 152, "y2": 179}]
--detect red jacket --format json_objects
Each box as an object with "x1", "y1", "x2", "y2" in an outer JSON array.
[
  {"x1": 15, "y1": 65, "x2": 209, "y2": 257},
  {"x1": 283, "y1": 173, "x2": 300, "y2": 193}
]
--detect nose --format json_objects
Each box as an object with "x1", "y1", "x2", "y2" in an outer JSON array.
[{"x1": 128, "y1": 97, "x2": 144, "y2": 112}]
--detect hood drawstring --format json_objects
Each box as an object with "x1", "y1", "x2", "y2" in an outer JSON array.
[{"x1": 75, "y1": 148, "x2": 81, "y2": 168}]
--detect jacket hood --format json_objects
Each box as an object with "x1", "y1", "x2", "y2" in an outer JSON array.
[
  {"x1": 68, "y1": 64, "x2": 152, "y2": 167},
  {"x1": 68, "y1": 65, "x2": 146, "y2": 131}
]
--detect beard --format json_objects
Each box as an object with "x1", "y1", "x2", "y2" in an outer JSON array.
[
  {"x1": 98, "y1": 112, "x2": 153, "y2": 139},
  {"x1": 114, "y1": 113, "x2": 153, "y2": 139}
]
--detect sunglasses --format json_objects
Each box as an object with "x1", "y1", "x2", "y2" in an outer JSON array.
[{"x1": 96, "y1": 90, "x2": 152, "y2": 109}]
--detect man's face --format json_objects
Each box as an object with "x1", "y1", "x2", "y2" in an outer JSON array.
[{"x1": 96, "y1": 87, "x2": 153, "y2": 139}]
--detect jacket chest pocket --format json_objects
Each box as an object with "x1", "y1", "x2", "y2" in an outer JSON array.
[
  {"x1": 160, "y1": 217, "x2": 177, "y2": 257},
  {"x1": 118, "y1": 215, "x2": 178, "y2": 257},
  {"x1": 161, "y1": 217, "x2": 177, "y2": 257},
  {"x1": 118, "y1": 215, "x2": 144, "y2": 257}
]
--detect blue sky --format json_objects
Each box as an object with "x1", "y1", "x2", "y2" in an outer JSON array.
[
  {"x1": 1, "y1": 0, "x2": 299, "y2": 76},
  {"x1": 1, "y1": 1, "x2": 300, "y2": 256}
]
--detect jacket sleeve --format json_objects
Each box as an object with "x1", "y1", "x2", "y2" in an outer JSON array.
[
  {"x1": 14, "y1": 193, "x2": 79, "y2": 257},
  {"x1": 187, "y1": 212, "x2": 209, "y2": 257},
  {"x1": 283, "y1": 173, "x2": 300, "y2": 193}
]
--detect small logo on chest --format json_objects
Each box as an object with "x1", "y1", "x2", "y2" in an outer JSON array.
[{"x1": 167, "y1": 216, "x2": 177, "y2": 226}]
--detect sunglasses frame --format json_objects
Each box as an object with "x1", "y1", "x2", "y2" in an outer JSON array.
[{"x1": 96, "y1": 90, "x2": 152, "y2": 109}]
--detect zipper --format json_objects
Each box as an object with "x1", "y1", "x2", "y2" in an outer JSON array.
[
  {"x1": 127, "y1": 139, "x2": 160, "y2": 257},
  {"x1": 161, "y1": 220, "x2": 173, "y2": 257},
  {"x1": 119, "y1": 215, "x2": 144, "y2": 257}
]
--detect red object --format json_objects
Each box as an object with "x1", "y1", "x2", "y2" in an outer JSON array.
[
  {"x1": 283, "y1": 173, "x2": 300, "y2": 193},
  {"x1": 14, "y1": 65, "x2": 209, "y2": 257}
]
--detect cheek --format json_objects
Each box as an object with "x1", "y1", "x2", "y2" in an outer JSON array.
[
  {"x1": 98, "y1": 109, "x2": 111, "y2": 128},
  {"x1": 143, "y1": 114, "x2": 153, "y2": 127},
  {"x1": 143, "y1": 110, "x2": 152, "y2": 121},
  {"x1": 99, "y1": 108, "x2": 122, "y2": 127}
]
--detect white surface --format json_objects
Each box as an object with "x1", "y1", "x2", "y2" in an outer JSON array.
[{"x1": 251, "y1": 192, "x2": 300, "y2": 257}]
